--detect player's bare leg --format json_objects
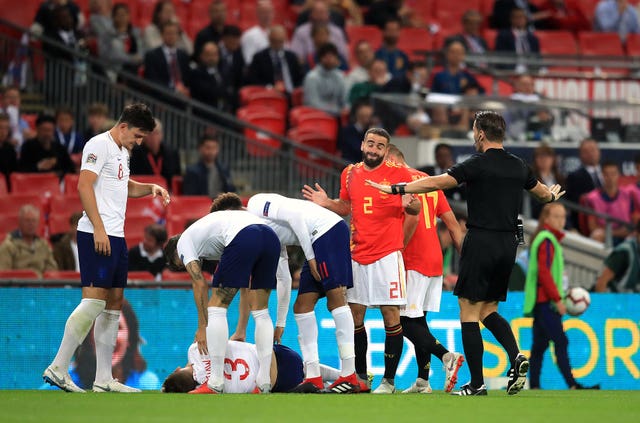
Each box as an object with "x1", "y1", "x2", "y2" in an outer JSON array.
[{"x1": 249, "y1": 288, "x2": 274, "y2": 393}]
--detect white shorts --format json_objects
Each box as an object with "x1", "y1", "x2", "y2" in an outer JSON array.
[
  {"x1": 400, "y1": 272, "x2": 443, "y2": 318},
  {"x1": 348, "y1": 251, "x2": 407, "y2": 307}
]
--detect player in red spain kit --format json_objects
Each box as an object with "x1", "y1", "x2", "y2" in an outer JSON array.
[
  {"x1": 387, "y1": 145, "x2": 465, "y2": 394},
  {"x1": 302, "y1": 128, "x2": 421, "y2": 393}
]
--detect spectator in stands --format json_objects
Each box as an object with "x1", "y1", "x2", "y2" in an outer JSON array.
[
  {"x1": 217, "y1": 25, "x2": 245, "y2": 112},
  {"x1": 430, "y1": 41, "x2": 481, "y2": 95},
  {"x1": 54, "y1": 106, "x2": 84, "y2": 155},
  {"x1": 128, "y1": 224, "x2": 168, "y2": 277},
  {"x1": 143, "y1": 0, "x2": 193, "y2": 55},
  {"x1": 297, "y1": 0, "x2": 363, "y2": 28},
  {"x1": 52, "y1": 211, "x2": 82, "y2": 271},
  {"x1": 103, "y1": 2, "x2": 144, "y2": 83},
  {"x1": 383, "y1": 61, "x2": 428, "y2": 94},
  {"x1": 0, "y1": 86, "x2": 34, "y2": 150},
  {"x1": 594, "y1": 0, "x2": 640, "y2": 41},
  {"x1": 130, "y1": 118, "x2": 181, "y2": 188},
  {"x1": 535, "y1": 0, "x2": 590, "y2": 32},
  {"x1": 143, "y1": 22, "x2": 191, "y2": 98},
  {"x1": 625, "y1": 153, "x2": 640, "y2": 219},
  {"x1": 490, "y1": 0, "x2": 545, "y2": 30},
  {"x1": 565, "y1": 138, "x2": 602, "y2": 229},
  {"x1": 504, "y1": 74, "x2": 553, "y2": 141},
  {"x1": 246, "y1": 26, "x2": 304, "y2": 95},
  {"x1": 365, "y1": 0, "x2": 416, "y2": 28},
  {"x1": 348, "y1": 59, "x2": 389, "y2": 105},
  {"x1": 305, "y1": 23, "x2": 349, "y2": 73},
  {"x1": 190, "y1": 42, "x2": 231, "y2": 113},
  {"x1": 31, "y1": 0, "x2": 84, "y2": 36},
  {"x1": 182, "y1": 133, "x2": 236, "y2": 198},
  {"x1": 194, "y1": 0, "x2": 227, "y2": 59},
  {"x1": 19, "y1": 114, "x2": 75, "y2": 177},
  {"x1": 88, "y1": 0, "x2": 114, "y2": 57},
  {"x1": 595, "y1": 220, "x2": 640, "y2": 293},
  {"x1": 375, "y1": 17, "x2": 409, "y2": 79},
  {"x1": 291, "y1": 0, "x2": 349, "y2": 65},
  {"x1": 338, "y1": 102, "x2": 374, "y2": 163},
  {"x1": 444, "y1": 10, "x2": 489, "y2": 55},
  {"x1": 584, "y1": 161, "x2": 634, "y2": 245},
  {"x1": 421, "y1": 142, "x2": 467, "y2": 201},
  {"x1": 530, "y1": 144, "x2": 564, "y2": 219},
  {"x1": 82, "y1": 102, "x2": 110, "y2": 141},
  {"x1": 0, "y1": 204, "x2": 58, "y2": 277},
  {"x1": 43, "y1": 4, "x2": 87, "y2": 63},
  {"x1": 303, "y1": 43, "x2": 348, "y2": 117},
  {"x1": 345, "y1": 40, "x2": 376, "y2": 94},
  {"x1": 241, "y1": 0, "x2": 274, "y2": 65},
  {"x1": 495, "y1": 7, "x2": 541, "y2": 72},
  {"x1": 0, "y1": 113, "x2": 17, "y2": 188}
]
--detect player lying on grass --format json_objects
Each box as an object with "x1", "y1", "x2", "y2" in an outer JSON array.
[{"x1": 162, "y1": 340, "x2": 341, "y2": 393}]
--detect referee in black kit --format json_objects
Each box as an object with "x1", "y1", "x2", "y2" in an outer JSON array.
[{"x1": 366, "y1": 111, "x2": 564, "y2": 396}]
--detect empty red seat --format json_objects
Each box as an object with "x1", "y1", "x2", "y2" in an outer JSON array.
[
  {"x1": 171, "y1": 175, "x2": 183, "y2": 195},
  {"x1": 239, "y1": 85, "x2": 272, "y2": 105},
  {"x1": 0, "y1": 177, "x2": 7, "y2": 196},
  {"x1": 433, "y1": 0, "x2": 482, "y2": 33},
  {"x1": 10, "y1": 172, "x2": 61, "y2": 196},
  {"x1": 43, "y1": 270, "x2": 81, "y2": 280},
  {"x1": 398, "y1": 28, "x2": 433, "y2": 61},
  {"x1": 0, "y1": 269, "x2": 40, "y2": 279},
  {"x1": 130, "y1": 174, "x2": 168, "y2": 189},
  {"x1": 295, "y1": 114, "x2": 339, "y2": 141},
  {"x1": 50, "y1": 194, "x2": 83, "y2": 215},
  {"x1": 291, "y1": 87, "x2": 305, "y2": 107},
  {"x1": 127, "y1": 271, "x2": 156, "y2": 281},
  {"x1": 346, "y1": 25, "x2": 382, "y2": 62},
  {"x1": 239, "y1": 110, "x2": 286, "y2": 157},
  {"x1": 536, "y1": 31, "x2": 578, "y2": 55},
  {"x1": 289, "y1": 106, "x2": 332, "y2": 127},
  {"x1": 0, "y1": 214, "x2": 20, "y2": 239},
  {"x1": 476, "y1": 75, "x2": 514, "y2": 96},
  {"x1": 124, "y1": 215, "x2": 156, "y2": 247},
  {"x1": 167, "y1": 195, "x2": 213, "y2": 219},
  {"x1": 626, "y1": 34, "x2": 640, "y2": 56},
  {"x1": 578, "y1": 32, "x2": 626, "y2": 75},
  {"x1": 1, "y1": 193, "x2": 47, "y2": 216},
  {"x1": 245, "y1": 90, "x2": 289, "y2": 118},
  {"x1": 63, "y1": 173, "x2": 80, "y2": 195}
]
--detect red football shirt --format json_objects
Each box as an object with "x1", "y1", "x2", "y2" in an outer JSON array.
[
  {"x1": 402, "y1": 168, "x2": 451, "y2": 276},
  {"x1": 339, "y1": 161, "x2": 413, "y2": 265}
]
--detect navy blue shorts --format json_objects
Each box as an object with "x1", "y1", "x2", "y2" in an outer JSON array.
[
  {"x1": 77, "y1": 231, "x2": 128, "y2": 289},
  {"x1": 213, "y1": 224, "x2": 280, "y2": 290},
  {"x1": 272, "y1": 344, "x2": 304, "y2": 392},
  {"x1": 298, "y1": 220, "x2": 353, "y2": 298}
]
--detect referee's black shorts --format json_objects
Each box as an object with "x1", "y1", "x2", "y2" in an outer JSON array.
[{"x1": 454, "y1": 229, "x2": 518, "y2": 302}]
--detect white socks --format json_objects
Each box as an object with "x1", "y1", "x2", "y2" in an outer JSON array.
[
  {"x1": 206, "y1": 307, "x2": 228, "y2": 389},
  {"x1": 51, "y1": 298, "x2": 106, "y2": 371},
  {"x1": 94, "y1": 309, "x2": 120, "y2": 384},
  {"x1": 252, "y1": 309, "x2": 274, "y2": 388},
  {"x1": 332, "y1": 306, "x2": 356, "y2": 377},
  {"x1": 295, "y1": 311, "x2": 320, "y2": 378}
]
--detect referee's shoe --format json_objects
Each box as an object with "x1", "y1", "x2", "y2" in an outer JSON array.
[{"x1": 506, "y1": 354, "x2": 529, "y2": 395}]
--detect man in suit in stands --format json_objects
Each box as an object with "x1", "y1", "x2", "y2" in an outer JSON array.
[
  {"x1": 565, "y1": 139, "x2": 602, "y2": 230},
  {"x1": 217, "y1": 25, "x2": 245, "y2": 112},
  {"x1": 128, "y1": 224, "x2": 168, "y2": 277},
  {"x1": 247, "y1": 26, "x2": 304, "y2": 95},
  {"x1": 495, "y1": 7, "x2": 540, "y2": 72},
  {"x1": 190, "y1": 41, "x2": 231, "y2": 114},
  {"x1": 143, "y1": 21, "x2": 191, "y2": 98},
  {"x1": 183, "y1": 134, "x2": 235, "y2": 198},
  {"x1": 129, "y1": 118, "x2": 181, "y2": 188},
  {"x1": 444, "y1": 10, "x2": 489, "y2": 55},
  {"x1": 19, "y1": 114, "x2": 75, "y2": 177},
  {"x1": 193, "y1": 0, "x2": 227, "y2": 59},
  {"x1": 52, "y1": 211, "x2": 82, "y2": 271}
]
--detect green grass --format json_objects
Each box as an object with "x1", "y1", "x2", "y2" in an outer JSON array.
[{"x1": 3, "y1": 390, "x2": 639, "y2": 423}]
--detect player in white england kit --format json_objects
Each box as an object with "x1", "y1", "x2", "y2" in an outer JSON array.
[
  {"x1": 43, "y1": 104, "x2": 170, "y2": 393},
  {"x1": 163, "y1": 210, "x2": 281, "y2": 394},
  {"x1": 210, "y1": 192, "x2": 358, "y2": 393}
]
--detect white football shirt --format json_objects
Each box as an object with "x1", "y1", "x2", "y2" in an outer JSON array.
[
  {"x1": 77, "y1": 131, "x2": 130, "y2": 237},
  {"x1": 247, "y1": 193, "x2": 343, "y2": 261},
  {"x1": 188, "y1": 341, "x2": 260, "y2": 394},
  {"x1": 176, "y1": 210, "x2": 265, "y2": 265}
]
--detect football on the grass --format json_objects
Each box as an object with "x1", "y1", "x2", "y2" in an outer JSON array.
[{"x1": 564, "y1": 287, "x2": 591, "y2": 316}]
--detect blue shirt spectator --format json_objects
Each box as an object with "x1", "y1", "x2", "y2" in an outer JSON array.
[{"x1": 594, "y1": 0, "x2": 640, "y2": 40}]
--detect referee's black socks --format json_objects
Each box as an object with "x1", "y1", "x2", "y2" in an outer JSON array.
[{"x1": 482, "y1": 312, "x2": 519, "y2": 366}]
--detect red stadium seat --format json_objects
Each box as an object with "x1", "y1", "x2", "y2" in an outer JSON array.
[
  {"x1": 626, "y1": 34, "x2": 640, "y2": 56},
  {"x1": 476, "y1": 75, "x2": 514, "y2": 96},
  {"x1": 483, "y1": 29, "x2": 497, "y2": 50},
  {"x1": 291, "y1": 87, "x2": 304, "y2": 107},
  {"x1": 171, "y1": 175, "x2": 183, "y2": 195},
  {"x1": 289, "y1": 106, "x2": 332, "y2": 127},
  {"x1": 0, "y1": 269, "x2": 40, "y2": 279},
  {"x1": 63, "y1": 173, "x2": 80, "y2": 195},
  {"x1": 161, "y1": 269, "x2": 191, "y2": 282},
  {"x1": 245, "y1": 90, "x2": 289, "y2": 118},
  {"x1": 0, "y1": 177, "x2": 7, "y2": 196},
  {"x1": 124, "y1": 215, "x2": 156, "y2": 244},
  {"x1": 239, "y1": 85, "x2": 271, "y2": 105},
  {"x1": 1, "y1": 193, "x2": 47, "y2": 216},
  {"x1": 294, "y1": 114, "x2": 339, "y2": 141},
  {"x1": 289, "y1": 130, "x2": 337, "y2": 178},
  {"x1": 432, "y1": 0, "x2": 482, "y2": 34},
  {"x1": 346, "y1": 25, "x2": 382, "y2": 64},
  {"x1": 404, "y1": 0, "x2": 434, "y2": 22},
  {"x1": 578, "y1": 32, "x2": 626, "y2": 75},
  {"x1": 10, "y1": 172, "x2": 61, "y2": 196},
  {"x1": 398, "y1": 28, "x2": 433, "y2": 61},
  {"x1": 0, "y1": 214, "x2": 20, "y2": 239},
  {"x1": 0, "y1": 0, "x2": 40, "y2": 28},
  {"x1": 50, "y1": 194, "x2": 83, "y2": 215},
  {"x1": 536, "y1": 31, "x2": 577, "y2": 55},
  {"x1": 239, "y1": 110, "x2": 286, "y2": 157},
  {"x1": 43, "y1": 270, "x2": 81, "y2": 281},
  {"x1": 127, "y1": 271, "x2": 156, "y2": 281},
  {"x1": 167, "y1": 195, "x2": 213, "y2": 219}
]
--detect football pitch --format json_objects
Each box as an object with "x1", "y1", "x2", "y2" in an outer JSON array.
[{"x1": 3, "y1": 390, "x2": 639, "y2": 423}]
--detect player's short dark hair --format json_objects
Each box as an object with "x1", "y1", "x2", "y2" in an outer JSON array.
[
  {"x1": 118, "y1": 103, "x2": 155, "y2": 132},
  {"x1": 387, "y1": 143, "x2": 405, "y2": 162},
  {"x1": 210, "y1": 193, "x2": 243, "y2": 212},
  {"x1": 145, "y1": 224, "x2": 168, "y2": 245},
  {"x1": 474, "y1": 110, "x2": 506, "y2": 142},
  {"x1": 317, "y1": 42, "x2": 338, "y2": 59},
  {"x1": 162, "y1": 370, "x2": 196, "y2": 393},
  {"x1": 163, "y1": 235, "x2": 181, "y2": 271},
  {"x1": 364, "y1": 127, "x2": 391, "y2": 143}
]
